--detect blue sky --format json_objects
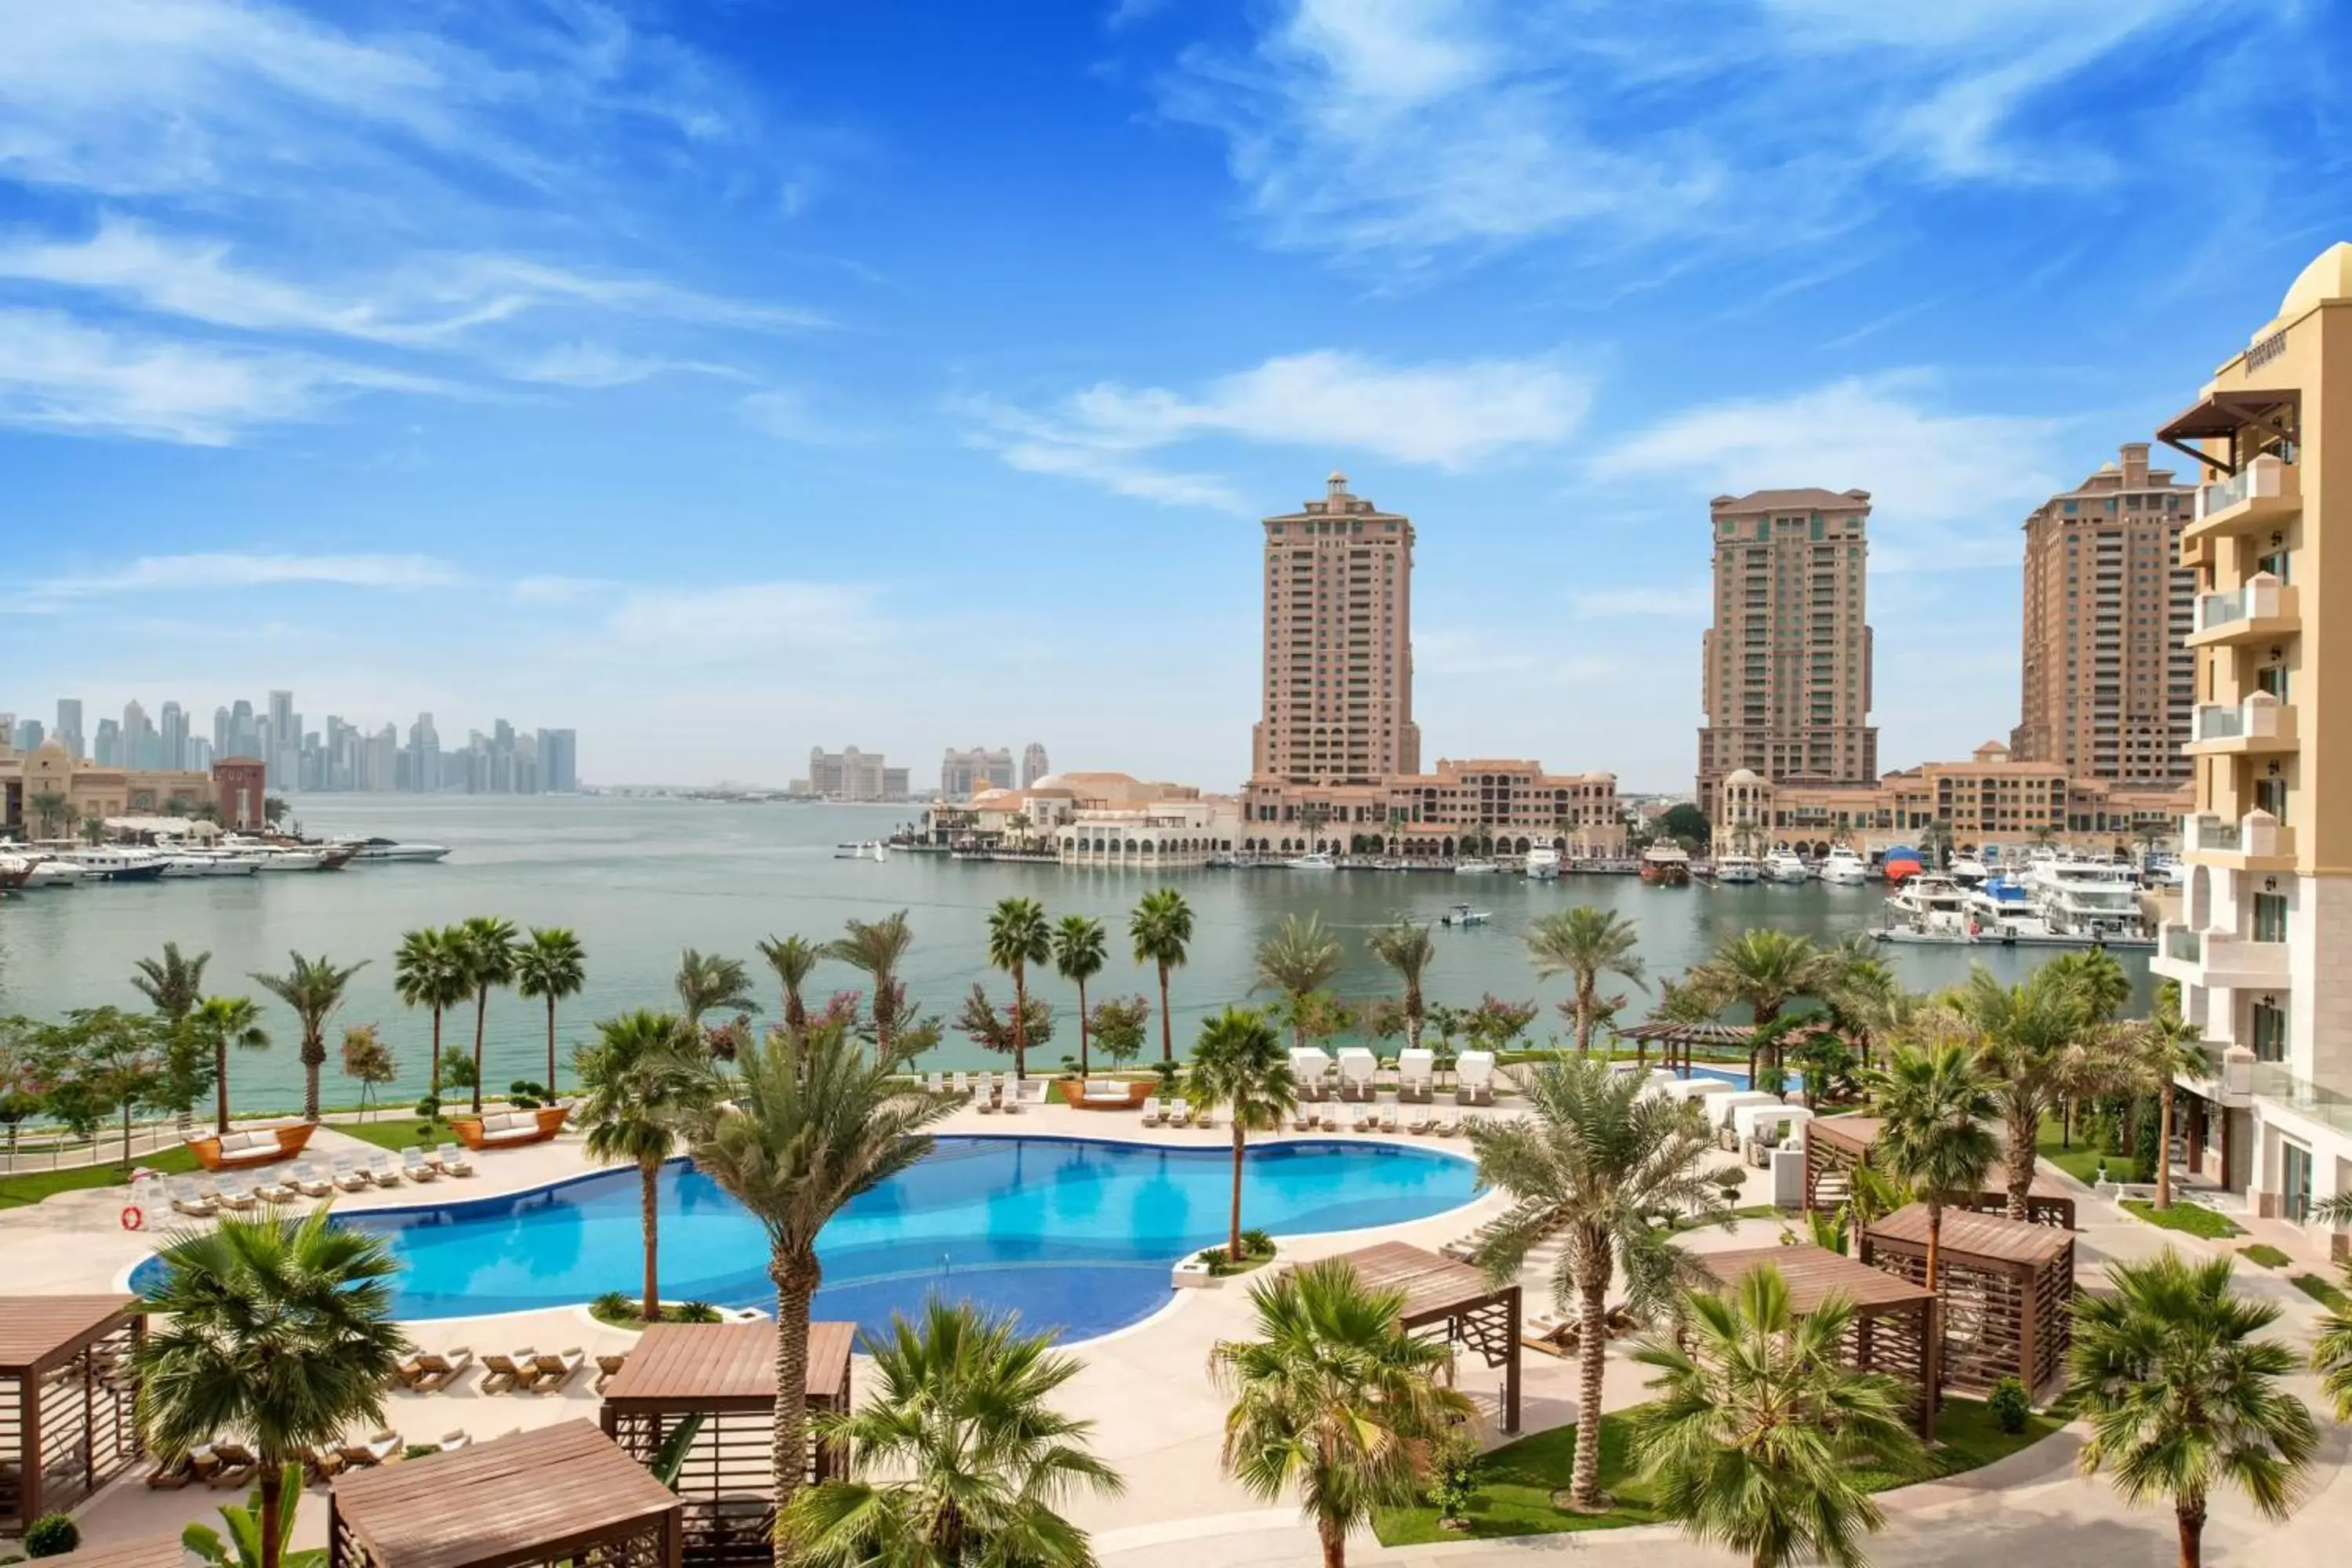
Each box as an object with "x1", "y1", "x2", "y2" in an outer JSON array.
[{"x1": 2, "y1": 0, "x2": 2347, "y2": 791}]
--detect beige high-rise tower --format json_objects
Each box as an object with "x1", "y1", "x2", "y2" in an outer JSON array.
[
  {"x1": 1696, "y1": 487, "x2": 1876, "y2": 800},
  {"x1": 2011, "y1": 443, "x2": 2197, "y2": 782},
  {"x1": 1251, "y1": 473, "x2": 1419, "y2": 786}
]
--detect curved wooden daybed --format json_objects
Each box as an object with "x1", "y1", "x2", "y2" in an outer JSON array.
[
  {"x1": 184, "y1": 1122, "x2": 316, "y2": 1172},
  {"x1": 1057, "y1": 1078, "x2": 1153, "y2": 1112},
  {"x1": 446, "y1": 1104, "x2": 572, "y2": 1151}
]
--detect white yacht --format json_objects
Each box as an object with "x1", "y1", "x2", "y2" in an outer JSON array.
[
  {"x1": 1714, "y1": 852, "x2": 1761, "y2": 884},
  {"x1": 1817, "y1": 846, "x2": 1871, "y2": 886},
  {"x1": 253, "y1": 848, "x2": 325, "y2": 872},
  {"x1": 1454, "y1": 858, "x2": 1500, "y2": 875},
  {"x1": 61, "y1": 845, "x2": 169, "y2": 882},
  {"x1": 1876, "y1": 873, "x2": 1974, "y2": 942},
  {"x1": 1945, "y1": 854, "x2": 1990, "y2": 887},
  {"x1": 1283, "y1": 851, "x2": 1338, "y2": 871},
  {"x1": 329, "y1": 837, "x2": 452, "y2": 863},
  {"x1": 0, "y1": 855, "x2": 83, "y2": 889},
  {"x1": 2023, "y1": 856, "x2": 2147, "y2": 943},
  {"x1": 1523, "y1": 845, "x2": 1561, "y2": 880},
  {"x1": 1762, "y1": 849, "x2": 1809, "y2": 884}
]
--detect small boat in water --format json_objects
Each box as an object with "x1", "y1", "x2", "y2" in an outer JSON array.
[
  {"x1": 1817, "y1": 846, "x2": 1870, "y2": 886},
  {"x1": 62, "y1": 846, "x2": 169, "y2": 882},
  {"x1": 1762, "y1": 849, "x2": 1809, "y2": 884},
  {"x1": 1523, "y1": 845, "x2": 1561, "y2": 880},
  {"x1": 1714, "y1": 852, "x2": 1761, "y2": 884},
  {"x1": 1639, "y1": 844, "x2": 1692, "y2": 886},
  {"x1": 1283, "y1": 851, "x2": 1338, "y2": 871},
  {"x1": 328, "y1": 837, "x2": 452, "y2": 863},
  {"x1": 1439, "y1": 902, "x2": 1491, "y2": 927},
  {"x1": 1453, "y1": 858, "x2": 1500, "y2": 875}
]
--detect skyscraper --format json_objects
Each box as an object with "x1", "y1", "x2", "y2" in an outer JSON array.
[
  {"x1": 11, "y1": 720, "x2": 42, "y2": 754},
  {"x1": 2011, "y1": 442, "x2": 2197, "y2": 783},
  {"x1": 408, "y1": 713, "x2": 441, "y2": 793},
  {"x1": 228, "y1": 700, "x2": 258, "y2": 760},
  {"x1": 54, "y1": 699, "x2": 82, "y2": 760},
  {"x1": 122, "y1": 699, "x2": 157, "y2": 771},
  {"x1": 539, "y1": 728, "x2": 579, "y2": 793},
  {"x1": 158, "y1": 701, "x2": 187, "y2": 771},
  {"x1": 1697, "y1": 488, "x2": 1877, "y2": 800},
  {"x1": 267, "y1": 691, "x2": 297, "y2": 789},
  {"x1": 940, "y1": 747, "x2": 1015, "y2": 797},
  {"x1": 94, "y1": 718, "x2": 122, "y2": 766},
  {"x1": 1250, "y1": 472, "x2": 1418, "y2": 787},
  {"x1": 1021, "y1": 742, "x2": 1050, "y2": 788}
]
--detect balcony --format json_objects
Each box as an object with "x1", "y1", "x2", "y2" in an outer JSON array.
[
  {"x1": 2249, "y1": 1064, "x2": 2352, "y2": 1135},
  {"x1": 2184, "y1": 691, "x2": 2296, "y2": 756},
  {"x1": 2181, "y1": 455, "x2": 2299, "y2": 556},
  {"x1": 2187, "y1": 574, "x2": 2299, "y2": 648},
  {"x1": 2183, "y1": 809, "x2": 2296, "y2": 870}
]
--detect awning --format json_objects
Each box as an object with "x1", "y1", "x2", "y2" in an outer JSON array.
[{"x1": 2155, "y1": 389, "x2": 2300, "y2": 474}]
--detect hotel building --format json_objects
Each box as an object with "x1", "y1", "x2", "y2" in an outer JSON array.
[
  {"x1": 804, "y1": 747, "x2": 908, "y2": 803},
  {"x1": 2012, "y1": 444, "x2": 2198, "y2": 782},
  {"x1": 2150, "y1": 241, "x2": 2352, "y2": 1248},
  {"x1": 1696, "y1": 488, "x2": 1877, "y2": 800},
  {"x1": 0, "y1": 737, "x2": 222, "y2": 836}
]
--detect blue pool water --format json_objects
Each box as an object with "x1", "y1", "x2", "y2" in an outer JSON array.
[{"x1": 135, "y1": 1136, "x2": 1479, "y2": 1341}]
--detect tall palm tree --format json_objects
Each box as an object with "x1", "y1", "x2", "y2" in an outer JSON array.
[
  {"x1": 1951, "y1": 964, "x2": 2102, "y2": 1219},
  {"x1": 1210, "y1": 1258, "x2": 1474, "y2": 1568},
  {"x1": 757, "y1": 935, "x2": 825, "y2": 1037},
  {"x1": 1466, "y1": 1056, "x2": 1734, "y2": 1510},
  {"x1": 986, "y1": 898, "x2": 1052, "y2": 1080},
  {"x1": 2132, "y1": 987, "x2": 2209, "y2": 1211},
  {"x1": 1867, "y1": 1041, "x2": 1999, "y2": 1290},
  {"x1": 392, "y1": 927, "x2": 471, "y2": 1100},
  {"x1": 2311, "y1": 1252, "x2": 2352, "y2": 1423},
  {"x1": 688, "y1": 1023, "x2": 954, "y2": 1565},
  {"x1": 1365, "y1": 920, "x2": 1435, "y2": 1051},
  {"x1": 1631, "y1": 1265, "x2": 1926, "y2": 1568},
  {"x1": 250, "y1": 953, "x2": 367, "y2": 1123},
  {"x1": 1185, "y1": 1008, "x2": 1297, "y2": 1257},
  {"x1": 576, "y1": 1011, "x2": 717, "y2": 1323},
  {"x1": 1693, "y1": 929, "x2": 1834, "y2": 1091},
  {"x1": 1051, "y1": 915, "x2": 1107, "y2": 1074},
  {"x1": 2042, "y1": 946, "x2": 2132, "y2": 1024},
  {"x1": 1129, "y1": 888, "x2": 1194, "y2": 1064},
  {"x1": 512, "y1": 927, "x2": 586, "y2": 1094},
  {"x1": 784, "y1": 1298, "x2": 1123, "y2": 1568},
  {"x1": 452, "y1": 916, "x2": 519, "y2": 1112},
  {"x1": 131, "y1": 942, "x2": 211, "y2": 1020},
  {"x1": 826, "y1": 911, "x2": 915, "y2": 1057},
  {"x1": 132, "y1": 1207, "x2": 412, "y2": 1568},
  {"x1": 1524, "y1": 906, "x2": 1647, "y2": 1056},
  {"x1": 187, "y1": 996, "x2": 270, "y2": 1134},
  {"x1": 27, "y1": 789, "x2": 69, "y2": 839},
  {"x1": 1253, "y1": 913, "x2": 1342, "y2": 1048},
  {"x1": 2071, "y1": 1251, "x2": 2318, "y2": 1568},
  {"x1": 675, "y1": 948, "x2": 760, "y2": 1029}
]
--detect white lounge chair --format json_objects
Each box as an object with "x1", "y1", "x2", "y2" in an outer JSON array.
[
  {"x1": 289, "y1": 1160, "x2": 333, "y2": 1197},
  {"x1": 1349, "y1": 1103, "x2": 1374, "y2": 1133},
  {"x1": 949, "y1": 1071, "x2": 971, "y2": 1099},
  {"x1": 1140, "y1": 1095, "x2": 1163, "y2": 1126},
  {"x1": 1377, "y1": 1099, "x2": 1401, "y2": 1134},
  {"x1": 331, "y1": 1156, "x2": 372, "y2": 1192},
  {"x1": 435, "y1": 1142, "x2": 475, "y2": 1178},
  {"x1": 166, "y1": 1177, "x2": 217, "y2": 1217},
  {"x1": 1289, "y1": 1105, "x2": 1312, "y2": 1131},
  {"x1": 252, "y1": 1169, "x2": 298, "y2": 1203},
  {"x1": 214, "y1": 1177, "x2": 259, "y2": 1211},
  {"x1": 924, "y1": 1071, "x2": 945, "y2": 1095},
  {"x1": 402, "y1": 1147, "x2": 440, "y2": 1181},
  {"x1": 366, "y1": 1152, "x2": 403, "y2": 1189}
]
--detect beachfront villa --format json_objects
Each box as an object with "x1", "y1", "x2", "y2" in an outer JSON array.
[{"x1": 915, "y1": 771, "x2": 1247, "y2": 866}]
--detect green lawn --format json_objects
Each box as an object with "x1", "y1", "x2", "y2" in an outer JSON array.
[
  {"x1": 2292, "y1": 1272, "x2": 2350, "y2": 1312},
  {"x1": 332, "y1": 1117, "x2": 453, "y2": 1153},
  {"x1": 2239, "y1": 1243, "x2": 2292, "y2": 1269},
  {"x1": 2120, "y1": 1198, "x2": 2242, "y2": 1238},
  {"x1": 2035, "y1": 1117, "x2": 2111, "y2": 1187},
  {"x1": 1375, "y1": 1396, "x2": 2063, "y2": 1546},
  {"x1": 0, "y1": 1145, "x2": 200, "y2": 1210}
]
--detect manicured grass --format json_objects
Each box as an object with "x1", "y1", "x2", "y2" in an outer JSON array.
[
  {"x1": 0, "y1": 1145, "x2": 200, "y2": 1210},
  {"x1": 332, "y1": 1118, "x2": 452, "y2": 1152},
  {"x1": 589, "y1": 1296, "x2": 724, "y2": 1329},
  {"x1": 1374, "y1": 1396, "x2": 2062, "y2": 1546},
  {"x1": 2239, "y1": 1243, "x2": 2292, "y2": 1269},
  {"x1": 2292, "y1": 1272, "x2": 2350, "y2": 1312},
  {"x1": 2120, "y1": 1198, "x2": 2243, "y2": 1238},
  {"x1": 2035, "y1": 1117, "x2": 2111, "y2": 1187}
]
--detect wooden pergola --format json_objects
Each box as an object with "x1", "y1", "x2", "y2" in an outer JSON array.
[
  {"x1": 600, "y1": 1322, "x2": 857, "y2": 1568},
  {"x1": 329, "y1": 1421, "x2": 681, "y2": 1568},
  {"x1": 1613, "y1": 1021, "x2": 1755, "y2": 1077},
  {"x1": 1863, "y1": 1204, "x2": 2075, "y2": 1403},
  {"x1": 1323, "y1": 1243, "x2": 1520, "y2": 1434},
  {"x1": 1701, "y1": 1244, "x2": 1941, "y2": 1439},
  {"x1": 1802, "y1": 1117, "x2": 2077, "y2": 1229},
  {"x1": 0, "y1": 1296, "x2": 144, "y2": 1534},
  {"x1": 34, "y1": 1536, "x2": 185, "y2": 1568}
]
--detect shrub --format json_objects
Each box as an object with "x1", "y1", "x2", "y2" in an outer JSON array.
[
  {"x1": 677, "y1": 1301, "x2": 724, "y2": 1324},
  {"x1": 1239, "y1": 1228, "x2": 1274, "y2": 1258},
  {"x1": 2130, "y1": 1097, "x2": 2161, "y2": 1183},
  {"x1": 402, "y1": 1444, "x2": 441, "y2": 1461},
  {"x1": 1986, "y1": 1376, "x2": 2031, "y2": 1435},
  {"x1": 23, "y1": 1515, "x2": 78, "y2": 1559},
  {"x1": 413, "y1": 1095, "x2": 441, "y2": 1120},
  {"x1": 591, "y1": 1290, "x2": 633, "y2": 1321},
  {"x1": 1427, "y1": 1432, "x2": 1482, "y2": 1526},
  {"x1": 2292, "y1": 1272, "x2": 2351, "y2": 1312},
  {"x1": 1197, "y1": 1247, "x2": 1229, "y2": 1271}
]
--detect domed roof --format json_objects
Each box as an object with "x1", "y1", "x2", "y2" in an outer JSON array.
[
  {"x1": 2281, "y1": 241, "x2": 2352, "y2": 317},
  {"x1": 1723, "y1": 768, "x2": 1762, "y2": 785}
]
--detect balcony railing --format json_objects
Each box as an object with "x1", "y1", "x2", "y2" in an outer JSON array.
[
  {"x1": 2195, "y1": 454, "x2": 2295, "y2": 521},
  {"x1": 2163, "y1": 925, "x2": 2202, "y2": 963},
  {"x1": 2185, "y1": 811, "x2": 2292, "y2": 860},
  {"x1": 2194, "y1": 575, "x2": 2293, "y2": 637},
  {"x1": 2249, "y1": 1063, "x2": 2352, "y2": 1134},
  {"x1": 2192, "y1": 693, "x2": 2293, "y2": 746}
]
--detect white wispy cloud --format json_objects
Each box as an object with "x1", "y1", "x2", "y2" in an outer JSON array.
[
  {"x1": 30, "y1": 552, "x2": 461, "y2": 599},
  {"x1": 509, "y1": 343, "x2": 744, "y2": 389},
  {"x1": 1570, "y1": 586, "x2": 1713, "y2": 619},
  {"x1": 606, "y1": 582, "x2": 891, "y2": 660}
]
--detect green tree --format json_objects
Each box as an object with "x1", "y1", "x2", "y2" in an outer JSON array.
[
  {"x1": 1210, "y1": 1258, "x2": 1474, "y2": 1568},
  {"x1": 1129, "y1": 889, "x2": 1195, "y2": 1064},
  {"x1": 1867, "y1": 1042, "x2": 1999, "y2": 1289},
  {"x1": 1051, "y1": 915, "x2": 1108, "y2": 1074},
  {"x1": 447, "y1": 917, "x2": 519, "y2": 1113},
  {"x1": 1365, "y1": 919, "x2": 1436, "y2": 1051},
  {"x1": 688, "y1": 1023, "x2": 954, "y2": 1565},
  {"x1": 1253, "y1": 913, "x2": 1342, "y2": 1049},
  {"x1": 392, "y1": 926, "x2": 471, "y2": 1098},
  {"x1": 182, "y1": 1464, "x2": 320, "y2": 1568},
  {"x1": 985, "y1": 898, "x2": 1052, "y2": 1080},
  {"x1": 1088, "y1": 996, "x2": 1149, "y2": 1069},
  {"x1": 132, "y1": 1207, "x2": 411, "y2": 1568},
  {"x1": 339, "y1": 1025, "x2": 397, "y2": 1120},
  {"x1": 1631, "y1": 1265, "x2": 1926, "y2": 1568},
  {"x1": 1950, "y1": 964, "x2": 2105, "y2": 1219},
  {"x1": 577, "y1": 1011, "x2": 718, "y2": 1323},
  {"x1": 1185, "y1": 1008, "x2": 1297, "y2": 1257},
  {"x1": 675, "y1": 947, "x2": 759, "y2": 1030},
  {"x1": 512, "y1": 927, "x2": 586, "y2": 1096},
  {"x1": 757, "y1": 935, "x2": 825, "y2": 1037},
  {"x1": 2310, "y1": 1253, "x2": 2352, "y2": 1423},
  {"x1": 250, "y1": 953, "x2": 368, "y2": 1123},
  {"x1": 187, "y1": 996, "x2": 270, "y2": 1134},
  {"x1": 784, "y1": 1299, "x2": 1123, "y2": 1568},
  {"x1": 2071, "y1": 1251, "x2": 2318, "y2": 1568},
  {"x1": 1693, "y1": 929, "x2": 1836, "y2": 1091},
  {"x1": 1524, "y1": 906, "x2": 1647, "y2": 1057},
  {"x1": 1465, "y1": 1056, "x2": 1733, "y2": 1510},
  {"x1": 953, "y1": 986, "x2": 1054, "y2": 1065},
  {"x1": 27, "y1": 789, "x2": 70, "y2": 839},
  {"x1": 1656, "y1": 802, "x2": 1709, "y2": 845},
  {"x1": 2042, "y1": 947, "x2": 2132, "y2": 1024},
  {"x1": 131, "y1": 942, "x2": 212, "y2": 1021},
  {"x1": 826, "y1": 911, "x2": 915, "y2": 1058},
  {"x1": 2124, "y1": 985, "x2": 2208, "y2": 1212},
  {"x1": 37, "y1": 1007, "x2": 172, "y2": 1168}
]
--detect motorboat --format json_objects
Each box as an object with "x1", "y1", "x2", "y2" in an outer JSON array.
[
  {"x1": 1523, "y1": 845, "x2": 1561, "y2": 880},
  {"x1": 61, "y1": 846, "x2": 169, "y2": 882},
  {"x1": 832, "y1": 840, "x2": 889, "y2": 862},
  {"x1": 1817, "y1": 845, "x2": 1870, "y2": 886},
  {"x1": 2022, "y1": 855, "x2": 2148, "y2": 943},
  {"x1": 0, "y1": 855, "x2": 83, "y2": 888},
  {"x1": 1454, "y1": 858, "x2": 1500, "y2": 875},
  {"x1": 1439, "y1": 903, "x2": 1491, "y2": 927},
  {"x1": 328, "y1": 837, "x2": 452, "y2": 863},
  {"x1": 252, "y1": 848, "x2": 325, "y2": 872},
  {"x1": 1875, "y1": 874, "x2": 1974, "y2": 942},
  {"x1": 1762, "y1": 849, "x2": 1809, "y2": 884},
  {"x1": 1714, "y1": 852, "x2": 1761, "y2": 884},
  {"x1": 1639, "y1": 844, "x2": 1692, "y2": 886},
  {"x1": 1374, "y1": 857, "x2": 1409, "y2": 873},
  {"x1": 1283, "y1": 851, "x2": 1338, "y2": 871},
  {"x1": 1946, "y1": 855, "x2": 1990, "y2": 887}
]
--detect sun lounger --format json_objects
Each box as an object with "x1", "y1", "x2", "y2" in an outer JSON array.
[
  {"x1": 402, "y1": 1347, "x2": 475, "y2": 1393},
  {"x1": 949, "y1": 1071, "x2": 971, "y2": 1098},
  {"x1": 289, "y1": 1160, "x2": 334, "y2": 1197},
  {"x1": 337, "y1": 1431, "x2": 401, "y2": 1468},
  {"x1": 167, "y1": 1177, "x2": 218, "y2": 1218},
  {"x1": 332, "y1": 1156, "x2": 372, "y2": 1192},
  {"x1": 529, "y1": 1348, "x2": 586, "y2": 1392},
  {"x1": 207, "y1": 1443, "x2": 259, "y2": 1490},
  {"x1": 1014, "y1": 1077, "x2": 1047, "y2": 1111},
  {"x1": 214, "y1": 1178, "x2": 259, "y2": 1211},
  {"x1": 434, "y1": 1430, "x2": 470, "y2": 1454},
  {"x1": 478, "y1": 1348, "x2": 538, "y2": 1396},
  {"x1": 367, "y1": 1152, "x2": 403, "y2": 1188},
  {"x1": 595, "y1": 1353, "x2": 629, "y2": 1395},
  {"x1": 1406, "y1": 1112, "x2": 1436, "y2": 1134},
  {"x1": 1377, "y1": 1102, "x2": 1400, "y2": 1134},
  {"x1": 144, "y1": 1454, "x2": 201, "y2": 1490},
  {"x1": 1140, "y1": 1095, "x2": 1163, "y2": 1126},
  {"x1": 975, "y1": 1073, "x2": 1001, "y2": 1114},
  {"x1": 401, "y1": 1147, "x2": 440, "y2": 1181},
  {"x1": 294, "y1": 1445, "x2": 345, "y2": 1486},
  {"x1": 1350, "y1": 1104, "x2": 1373, "y2": 1132},
  {"x1": 1435, "y1": 1112, "x2": 1461, "y2": 1136},
  {"x1": 253, "y1": 1169, "x2": 298, "y2": 1203},
  {"x1": 435, "y1": 1142, "x2": 474, "y2": 1178}
]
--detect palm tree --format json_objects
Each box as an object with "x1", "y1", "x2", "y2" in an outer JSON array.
[
  {"x1": 675, "y1": 948, "x2": 759, "y2": 1029},
  {"x1": 1868, "y1": 1042, "x2": 1999, "y2": 1290},
  {"x1": 452, "y1": 916, "x2": 519, "y2": 1113},
  {"x1": 688, "y1": 1023, "x2": 954, "y2": 1563},
  {"x1": 757, "y1": 935, "x2": 825, "y2": 1036},
  {"x1": 2134, "y1": 989, "x2": 2209, "y2": 1211},
  {"x1": 1465, "y1": 1055, "x2": 1733, "y2": 1510},
  {"x1": 1185, "y1": 1008, "x2": 1296, "y2": 1258},
  {"x1": 1365, "y1": 920, "x2": 1435, "y2": 1051},
  {"x1": 131, "y1": 942, "x2": 211, "y2": 1020},
  {"x1": 392, "y1": 927, "x2": 471, "y2": 1100},
  {"x1": 986, "y1": 898, "x2": 1052, "y2": 1080},
  {"x1": 1693, "y1": 929, "x2": 1834, "y2": 1091},
  {"x1": 512, "y1": 927, "x2": 586, "y2": 1094},
  {"x1": 826, "y1": 911, "x2": 915, "y2": 1057},
  {"x1": 1253, "y1": 913, "x2": 1342, "y2": 1048},
  {"x1": 1210, "y1": 1258, "x2": 1475, "y2": 1568},
  {"x1": 1051, "y1": 915, "x2": 1107, "y2": 1074},
  {"x1": 187, "y1": 996, "x2": 270, "y2": 1134},
  {"x1": 2071, "y1": 1250, "x2": 2318, "y2": 1568},
  {"x1": 1631, "y1": 1265, "x2": 1926, "y2": 1568},
  {"x1": 250, "y1": 953, "x2": 367, "y2": 1123},
  {"x1": 2311, "y1": 1254, "x2": 2352, "y2": 1423},
  {"x1": 784, "y1": 1298, "x2": 1123, "y2": 1568},
  {"x1": 1129, "y1": 888, "x2": 1194, "y2": 1064},
  {"x1": 1524, "y1": 906, "x2": 1646, "y2": 1056},
  {"x1": 2042, "y1": 946, "x2": 2132, "y2": 1024},
  {"x1": 27, "y1": 789, "x2": 69, "y2": 839},
  {"x1": 577, "y1": 1011, "x2": 717, "y2": 1323},
  {"x1": 132, "y1": 1207, "x2": 412, "y2": 1568},
  {"x1": 1951, "y1": 964, "x2": 2102, "y2": 1218}
]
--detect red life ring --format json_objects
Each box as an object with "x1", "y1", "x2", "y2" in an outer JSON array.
[{"x1": 120, "y1": 1205, "x2": 144, "y2": 1232}]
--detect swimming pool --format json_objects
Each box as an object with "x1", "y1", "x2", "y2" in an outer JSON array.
[{"x1": 135, "y1": 1136, "x2": 1479, "y2": 1341}]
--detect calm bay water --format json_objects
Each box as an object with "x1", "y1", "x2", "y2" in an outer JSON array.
[{"x1": 0, "y1": 796, "x2": 2153, "y2": 1111}]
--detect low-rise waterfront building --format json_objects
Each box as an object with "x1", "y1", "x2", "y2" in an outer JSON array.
[
  {"x1": 1242, "y1": 757, "x2": 1625, "y2": 860},
  {"x1": 0, "y1": 738, "x2": 219, "y2": 837}
]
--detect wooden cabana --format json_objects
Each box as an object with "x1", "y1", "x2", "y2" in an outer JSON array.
[
  {"x1": 329, "y1": 1421, "x2": 681, "y2": 1568},
  {"x1": 600, "y1": 1322, "x2": 856, "y2": 1567},
  {"x1": 43, "y1": 1537, "x2": 186, "y2": 1568},
  {"x1": 1802, "y1": 1117, "x2": 2077, "y2": 1229},
  {"x1": 0, "y1": 1296, "x2": 144, "y2": 1534},
  {"x1": 1323, "y1": 1243, "x2": 1520, "y2": 1434},
  {"x1": 1863, "y1": 1205, "x2": 2074, "y2": 1403},
  {"x1": 1702, "y1": 1244, "x2": 1941, "y2": 1438},
  {"x1": 1613, "y1": 1020, "x2": 1755, "y2": 1078}
]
